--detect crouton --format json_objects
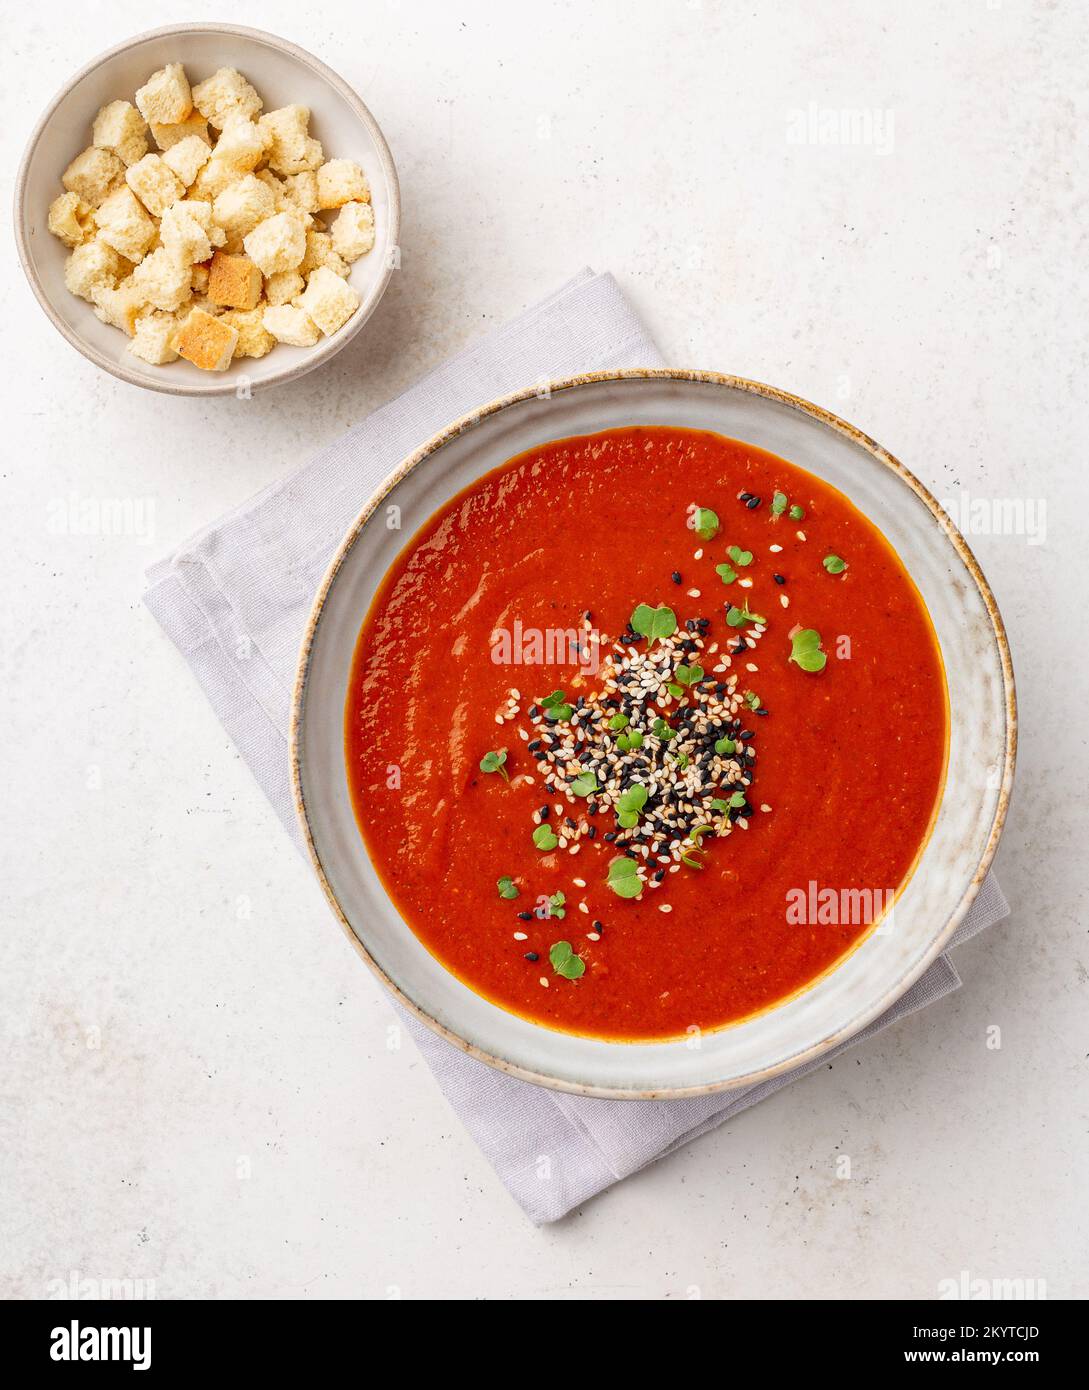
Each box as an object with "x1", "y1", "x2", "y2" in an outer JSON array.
[
  {"x1": 63, "y1": 239, "x2": 129, "y2": 301},
  {"x1": 218, "y1": 306, "x2": 275, "y2": 358},
  {"x1": 173, "y1": 307, "x2": 238, "y2": 371},
  {"x1": 129, "y1": 247, "x2": 192, "y2": 312},
  {"x1": 162, "y1": 135, "x2": 211, "y2": 187},
  {"x1": 128, "y1": 310, "x2": 180, "y2": 365},
  {"x1": 281, "y1": 170, "x2": 319, "y2": 215},
  {"x1": 206, "y1": 251, "x2": 263, "y2": 310},
  {"x1": 192, "y1": 68, "x2": 262, "y2": 130},
  {"x1": 90, "y1": 276, "x2": 148, "y2": 335},
  {"x1": 125, "y1": 154, "x2": 185, "y2": 217},
  {"x1": 258, "y1": 105, "x2": 323, "y2": 176},
  {"x1": 264, "y1": 269, "x2": 304, "y2": 305},
  {"x1": 48, "y1": 192, "x2": 96, "y2": 248},
  {"x1": 150, "y1": 113, "x2": 210, "y2": 150},
  {"x1": 189, "y1": 158, "x2": 241, "y2": 203},
  {"x1": 94, "y1": 185, "x2": 157, "y2": 261},
  {"x1": 135, "y1": 63, "x2": 192, "y2": 126},
  {"x1": 213, "y1": 116, "x2": 269, "y2": 173},
  {"x1": 263, "y1": 302, "x2": 320, "y2": 347},
  {"x1": 332, "y1": 201, "x2": 375, "y2": 261},
  {"x1": 211, "y1": 174, "x2": 276, "y2": 239},
  {"x1": 316, "y1": 159, "x2": 370, "y2": 209},
  {"x1": 243, "y1": 212, "x2": 306, "y2": 276},
  {"x1": 294, "y1": 265, "x2": 359, "y2": 335},
  {"x1": 159, "y1": 203, "x2": 213, "y2": 265},
  {"x1": 62, "y1": 146, "x2": 124, "y2": 208},
  {"x1": 300, "y1": 228, "x2": 349, "y2": 278},
  {"x1": 92, "y1": 100, "x2": 149, "y2": 167},
  {"x1": 190, "y1": 262, "x2": 211, "y2": 294}
]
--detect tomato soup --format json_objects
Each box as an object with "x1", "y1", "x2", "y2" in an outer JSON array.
[{"x1": 345, "y1": 427, "x2": 948, "y2": 1041}]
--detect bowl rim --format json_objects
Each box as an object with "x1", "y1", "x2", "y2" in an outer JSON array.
[
  {"x1": 12, "y1": 21, "x2": 401, "y2": 398},
  {"x1": 290, "y1": 368, "x2": 1017, "y2": 1099}
]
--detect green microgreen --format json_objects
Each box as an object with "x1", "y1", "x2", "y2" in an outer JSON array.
[
  {"x1": 608, "y1": 713, "x2": 629, "y2": 732},
  {"x1": 714, "y1": 735, "x2": 736, "y2": 756},
  {"x1": 744, "y1": 690, "x2": 761, "y2": 711},
  {"x1": 479, "y1": 749, "x2": 509, "y2": 780},
  {"x1": 540, "y1": 689, "x2": 574, "y2": 721},
  {"x1": 789, "y1": 504, "x2": 805, "y2": 521},
  {"x1": 532, "y1": 823, "x2": 559, "y2": 851},
  {"x1": 693, "y1": 506, "x2": 720, "y2": 541},
  {"x1": 606, "y1": 856, "x2": 643, "y2": 899},
  {"x1": 823, "y1": 554, "x2": 848, "y2": 575},
  {"x1": 789, "y1": 627, "x2": 827, "y2": 673},
  {"x1": 715, "y1": 563, "x2": 737, "y2": 585},
  {"x1": 652, "y1": 717, "x2": 677, "y2": 742},
  {"x1": 771, "y1": 492, "x2": 788, "y2": 517},
  {"x1": 616, "y1": 729, "x2": 644, "y2": 752},
  {"x1": 726, "y1": 602, "x2": 766, "y2": 628},
  {"x1": 727, "y1": 545, "x2": 754, "y2": 567},
  {"x1": 549, "y1": 939, "x2": 586, "y2": 980},
  {"x1": 630, "y1": 603, "x2": 678, "y2": 644},
  {"x1": 546, "y1": 891, "x2": 566, "y2": 920},
  {"x1": 497, "y1": 876, "x2": 519, "y2": 899},
  {"x1": 570, "y1": 772, "x2": 600, "y2": 797},
  {"x1": 616, "y1": 782, "x2": 648, "y2": 829}
]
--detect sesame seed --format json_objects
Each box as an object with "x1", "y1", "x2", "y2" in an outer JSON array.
[
  {"x1": 513, "y1": 931, "x2": 528, "y2": 941},
  {"x1": 658, "y1": 903, "x2": 673, "y2": 913},
  {"x1": 540, "y1": 977, "x2": 549, "y2": 988}
]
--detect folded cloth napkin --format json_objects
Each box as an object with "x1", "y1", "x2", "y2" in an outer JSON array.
[{"x1": 145, "y1": 269, "x2": 1010, "y2": 1224}]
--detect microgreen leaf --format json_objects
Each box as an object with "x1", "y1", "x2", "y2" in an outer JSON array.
[
  {"x1": 728, "y1": 791, "x2": 747, "y2": 808},
  {"x1": 744, "y1": 690, "x2": 761, "y2": 711},
  {"x1": 653, "y1": 717, "x2": 677, "y2": 741},
  {"x1": 771, "y1": 492, "x2": 788, "y2": 517},
  {"x1": 479, "y1": 749, "x2": 509, "y2": 781},
  {"x1": 823, "y1": 554, "x2": 848, "y2": 575},
  {"x1": 715, "y1": 563, "x2": 737, "y2": 585},
  {"x1": 789, "y1": 628, "x2": 827, "y2": 673},
  {"x1": 714, "y1": 736, "x2": 736, "y2": 756},
  {"x1": 789, "y1": 504, "x2": 805, "y2": 521},
  {"x1": 727, "y1": 545, "x2": 753, "y2": 567},
  {"x1": 497, "y1": 876, "x2": 519, "y2": 899},
  {"x1": 549, "y1": 939, "x2": 585, "y2": 979},
  {"x1": 608, "y1": 713, "x2": 629, "y2": 732},
  {"x1": 539, "y1": 689, "x2": 574, "y2": 721},
  {"x1": 617, "y1": 729, "x2": 644, "y2": 752},
  {"x1": 710, "y1": 798, "x2": 731, "y2": 813},
  {"x1": 630, "y1": 603, "x2": 678, "y2": 644},
  {"x1": 532, "y1": 823, "x2": 559, "y2": 851},
  {"x1": 693, "y1": 506, "x2": 720, "y2": 541},
  {"x1": 617, "y1": 784, "x2": 647, "y2": 815},
  {"x1": 570, "y1": 772, "x2": 600, "y2": 797},
  {"x1": 548, "y1": 891, "x2": 566, "y2": 920},
  {"x1": 606, "y1": 856, "x2": 643, "y2": 899},
  {"x1": 726, "y1": 602, "x2": 766, "y2": 628},
  {"x1": 674, "y1": 663, "x2": 703, "y2": 687},
  {"x1": 680, "y1": 846, "x2": 705, "y2": 869}
]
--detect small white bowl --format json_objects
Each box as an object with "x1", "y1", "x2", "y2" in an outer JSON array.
[{"x1": 14, "y1": 23, "x2": 400, "y2": 397}]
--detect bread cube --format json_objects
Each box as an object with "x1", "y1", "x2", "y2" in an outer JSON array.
[
  {"x1": 125, "y1": 153, "x2": 185, "y2": 217},
  {"x1": 62, "y1": 146, "x2": 124, "y2": 208},
  {"x1": 258, "y1": 105, "x2": 323, "y2": 176},
  {"x1": 214, "y1": 116, "x2": 269, "y2": 173},
  {"x1": 243, "y1": 212, "x2": 307, "y2": 276},
  {"x1": 48, "y1": 192, "x2": 95, "y2": 248},
  {"x1": 190, "y1": 262, "x2": 211, "y2": 294},
  {"x1": 92, "y1": 100, "x2": 149, "y2": 167},
  {"x1": 135, "y1": 63, "x2": 192, "y2": 126},
  {"x1": 281, "y1": 171, "x2": 319, "y2": 215},
  {"x1": 128, "y1": 310, "x2": 180, "y2": 364},
  {"x1": 64, "y1": 239, "x2": 129, "y2": 301},
  {"x1": 218, "y1": 307, "x2": 275, "y2": 358},
  {"x1": 175, "y1": 199, "x2": 226, "y2": 247},
  {"x1": 173, "y1": 307, "x2": 238, "y2": 371},
  {"x1": 263, "y1": 303, "x2": 320, "y2": 347},
  {"x1": 295, "y1": 265, "x2": 359, "y2": 335},
  {"x1": 206, "y1": 251, "x2": 263, "y2": 310},
  {"x1": 332, "y1": 202, "x2": 375, "y2": 261},
  {"x1": 159, "y1": 203, "x2": 213, "y2": 264},
  {"x1": 150, "y1": 113, "x2": 210, "y2": 150},
  {"x1": 190, "y1": 158, "x2": 241, "y2": 203},
  {"x1": 90, "y1": 275, "x2": 148, "y2": 335},
  {"x1": 192, "y1": 68, "x2": 262, "y2": 130},
  {"x1": 162, "y1": 134, "x2": 211, "y2": 187},
  {"x1": 95, "y1": 185, "x2": 157, "y2": 261},
  {"x1": 300, "y1": 228, "x2": 349, "y2": 278},
  {"x1": 212, "y1": 173, "x2": 275, "y2": 239},
  {"x1": 316, "y1": 159, "x2": 370, "y2": 209},
  {"x1": 130, "y1": 247, "x2": 192, "y2": 312},
  {"x1": 264, "y1": 269, "x2": 304, "y2": 305}
]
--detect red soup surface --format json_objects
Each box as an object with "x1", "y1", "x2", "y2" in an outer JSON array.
[{"x1": 345, "y1": 427, "x2": 948, "y2": 1041}]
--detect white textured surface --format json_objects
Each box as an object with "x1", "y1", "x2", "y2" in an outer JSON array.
[{"x1": 2, "y1": 0, "x2": 1085, "y2": 1298}]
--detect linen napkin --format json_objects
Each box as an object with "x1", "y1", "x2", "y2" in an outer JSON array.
[{"x1": 145, "y1": 269, "x2": 1010, "y2": 1224}]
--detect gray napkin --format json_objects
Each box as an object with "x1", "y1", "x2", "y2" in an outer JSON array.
[{"x1": 145, "y1": 269, "x2": 1009, "y2": 1224}]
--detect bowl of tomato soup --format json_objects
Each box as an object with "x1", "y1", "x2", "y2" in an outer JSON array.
[{"x1": 292, "y1": 371, "x2": 1014, "y2": 1098}]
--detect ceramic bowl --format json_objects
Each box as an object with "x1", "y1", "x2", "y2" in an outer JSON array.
[
  {"x1": 292, "y1": 371, "x2": 1016, "y2": 1098},
  {"x1": 14, "y1": 23, "x2": 400, "y2": 397}
]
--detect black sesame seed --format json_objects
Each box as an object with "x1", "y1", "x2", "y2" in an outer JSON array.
[
  {"x1": 538, "y1": 805, "x2": 550, "y2": 819},
  {"x1": 527, "y1": 739, "x2": 542, "y2": 751},
  {"x1": 773, "y1": 573, "x2": 786, "y2": 585},
  {"x1": 592, "y1": 920, "x2": 603, "y2": 931},
  {"x1": 517, "y1": 911, "x2": 532, "y2": 921},
  {"x1": 671, "y1": 571, "x2": 682, "y2": 585},
  {"x1": 523, "y1": 952, "x2": 539, "y2": 962},
  {"x1": 739, "y1": 491, "x2": 753, "y2": 502},
  {"x1": 746, "y1": 496, "x2": 761, "y2": 509}
]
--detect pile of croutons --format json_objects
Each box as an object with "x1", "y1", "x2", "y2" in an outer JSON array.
[{"x1": 50, "y1": 62, "x2": 376, "y2": 370}]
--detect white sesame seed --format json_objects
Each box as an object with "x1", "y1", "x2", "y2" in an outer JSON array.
[
  {"x1": 746, "y1": 662, "x2": 758, "y2": 672},
  {"x1": 540, "y1": 977, "x2": 549, "y2": 988},
  {"x1": 658, "y1": 903, "x2": 673, "y2": 913},
  {"x1": 780, "y1": 594, "x2": 790, "y2": 608},
  {"x1": 796, "y1": 530, "x2": 807, "y2": 541},
  {"x1": 569, "y1": 843, "x2": 581, "y2": 855},
  {"x1": 494, "y1": 714, "x2": 503, "y2": 725},
  {"x1": 760, "y1": 803, "x2": 772, "y2": 812},
  {"x1": 513, "y1": 931, "x2": 528, "y2": 941},
  {"x1": 578, "y1": 902, "x2": 589, "y2": 914},
  {"x1": 586, "y1": 932, "x2": 601, "y2": 941},
  {"x1": 769, "y1": 543, "x2": 783, "y2": 553},
  {"x1": 694, "y1": 547, "x2": 704, "y2": 560},
  {"x1": 687, "y1": 588, "x2": 701, "y2": 598},
  {"x1": 572, "y1": 877, "x2": 586, "y2": 888}
]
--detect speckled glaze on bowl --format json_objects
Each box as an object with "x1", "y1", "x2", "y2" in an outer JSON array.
[
  {"x1": 291, "y1": 371, "x2": 1016, "y2": 1099},
  {"x1": 14, "y1": 23, "x2": 400, "y2": 397}
]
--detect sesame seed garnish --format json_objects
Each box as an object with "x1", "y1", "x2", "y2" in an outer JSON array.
[
  {"x1": 513, "y1": 931, "x2": 528, "y2": 941},
  {"x1": 659, "y1": 903, "x2": 673, "y2": 913},
  {"x1": 540, "y1": 977, "x2": 549, "y2": 988},
  {"x1": 687, "y1": 588, "x2": 701, "y2": 598}
]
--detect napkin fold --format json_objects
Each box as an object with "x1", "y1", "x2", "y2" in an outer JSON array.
[{"x1": 145, "y1": 269, "x2": 1009, "y2": 1224}]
